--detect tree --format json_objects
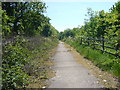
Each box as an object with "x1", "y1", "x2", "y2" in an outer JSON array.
[{"x1": 2, "y1": 2, "x2": 48, "y2": 37}]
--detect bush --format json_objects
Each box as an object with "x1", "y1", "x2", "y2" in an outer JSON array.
[
  {"x1": 2, "y1": 36, "x2": 58, "y2": 89},
  {"x1": 2, "y1": 37, "x2": 30, "y2": 89}
]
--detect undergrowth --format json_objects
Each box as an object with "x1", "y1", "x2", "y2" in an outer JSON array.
[{"x1": 2, "y1": 36, "x2": 58, "y2": 89}]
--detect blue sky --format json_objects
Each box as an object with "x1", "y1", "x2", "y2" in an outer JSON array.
[{"x1": 43, "y1": 0, "x2": 118, "y2": 32}]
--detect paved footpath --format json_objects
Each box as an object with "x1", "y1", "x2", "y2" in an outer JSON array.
[{"x1": 48, "y1": 42, "x2": 104, "y2": 88}]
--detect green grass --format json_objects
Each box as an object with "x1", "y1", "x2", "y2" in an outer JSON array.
[{"x1": 64, "y1": 38, "x2": 120, "y2": 78}]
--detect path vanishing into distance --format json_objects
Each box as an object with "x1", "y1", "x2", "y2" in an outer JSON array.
[{"x1": 48, "y1": 41, "x2": 104, "y2": 88}]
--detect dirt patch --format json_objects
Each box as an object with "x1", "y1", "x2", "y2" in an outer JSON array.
[{"x1": 64, "y1": 43, "x2": 119, "y2": 88}]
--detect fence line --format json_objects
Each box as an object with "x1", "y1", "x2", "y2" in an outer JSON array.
[{"x1": 79, "y1": 37, "x2": 120, "y2": 58}]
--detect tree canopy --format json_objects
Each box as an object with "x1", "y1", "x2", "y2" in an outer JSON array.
[{"x1": 2, "y1": 2, "x2": 58, "y2": 38}]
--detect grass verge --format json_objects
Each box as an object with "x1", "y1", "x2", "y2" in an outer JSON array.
[{"x1": 64, "y1": 38, "x2": 120, "y2": 88}]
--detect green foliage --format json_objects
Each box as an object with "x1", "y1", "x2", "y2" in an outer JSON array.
[
  {"x1": 2, "y1": 1, "x2": 59, "y2": 89},
  {"x1": 2, "y1": 36, "x2": 58, "y2": 89},
  {"x1": 2, "y1": 11, "x2": 12, "y2": 38},
  {"x1": 60, "y1": 1, "x2": 120, "y2": 49},
  {"x1": 60, "y1": 1, "x2": 120, "y2": 78},
  {"x1": 41, "y1": 23, "x2": 52, "y2": 37},
  {"x1": 2, "y1": 37, "x2": 30, "y2": 89},
  {"x1": 2, "y1": 2, "x2": 58, "y2": 38},
  {"x1": 65, "y1": 39, "x2": 120, "y2": 77},
  {"x1": 59, "y1": 28, "x2": 75, "y2": 40}
]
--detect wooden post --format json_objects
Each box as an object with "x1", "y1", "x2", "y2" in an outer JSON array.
[
  {"x1": 88, "y1": 38, "x2": 89, "y2": 46},
  {"x1": 102, "y1": 37, "x2": 105, "y2": 53},
  {"x1": 116, "y1": 48, "x2": 118, "y2": 57},
  {"x1": 115, "y1": 43, "x2": 119, "y2": 57},
  {"x1": 93, "y1": 39, "x2": 95, "y2": 49}
]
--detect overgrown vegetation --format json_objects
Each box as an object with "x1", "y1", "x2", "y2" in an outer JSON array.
[
  {"x1": 2, "y1": 37, "x2": 30, "y2": 89},
  {"x1": 59, "y1": 1, "x2": 120, "y2": 78},
  {"x1": 2, "y1": 36, "x2": 58, "y2": 89},
  {"x1": 1, "y1": 1, "x2": 59, "y2": 89},
  {"x1": 25, "y1": 37, "x2": 58, "y2": 88}
]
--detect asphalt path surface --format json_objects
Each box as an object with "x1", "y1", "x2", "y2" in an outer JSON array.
[{"x1": 48, "y1": 42, "x2": 104, "y2": 88}]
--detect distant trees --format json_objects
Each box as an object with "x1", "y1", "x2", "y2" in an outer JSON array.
[{"x1": 59, "y1": 28, "x2": 75, "y2": 40}]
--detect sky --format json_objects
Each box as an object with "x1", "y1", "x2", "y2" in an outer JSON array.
[{"x1": 43, "y1": 0, "x2": 119, "y2": 32}]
